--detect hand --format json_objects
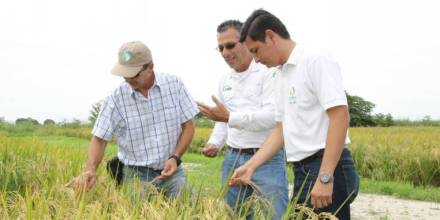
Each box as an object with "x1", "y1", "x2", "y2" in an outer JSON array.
[
  {"x1": 197, "y1": 96, "x2": 230, "y2": 122},
  {"x1": 310, "y1": 180, "x2": 334, "y2": 209},
  {"x1": 66, "y1": 170, "x2": 97, "y2": 192},
  {"x1": 202, "y1": 143, "x2": 219, "y2": 157},
  {"x1": 229, "y1": 165, "x2": 255, "y2": 186},
  {"x1": 158, "y1": 158, "x2": 178, "y2": 180}
]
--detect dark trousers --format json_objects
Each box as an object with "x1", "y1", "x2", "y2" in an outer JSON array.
[{"x1": 292, "y1": 148, "x2": 360, "y2": 220}]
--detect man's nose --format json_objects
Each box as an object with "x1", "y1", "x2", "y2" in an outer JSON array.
[{"x1": 222, "y1": 48, "x2": 232, "y2": 57}]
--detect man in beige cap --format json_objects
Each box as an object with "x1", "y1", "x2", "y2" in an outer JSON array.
[{"x1": 71, "y1": 41, "x2": 199, "y2": 199}]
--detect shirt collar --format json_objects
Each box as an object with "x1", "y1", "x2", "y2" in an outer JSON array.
[
  {"x1": 281, "y1": 45, "x2": 303, "y2": 72},
  {"x1": 128, "y1": 72, "x2": 163, "y2": 98},
  {"x1": 248, "y1": 59, "x2": 260, "y2": 72},
  {"x1": 230, "y1": 59, "x2": 259, "y2": 79}
]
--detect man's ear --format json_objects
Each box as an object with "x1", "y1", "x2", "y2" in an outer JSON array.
[{"x1": 265, "y1": 29, "x2": 277, "y2": 44}]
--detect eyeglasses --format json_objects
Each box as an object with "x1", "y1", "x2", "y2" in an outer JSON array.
[
  {"x1": 217, "y1": 42, "x2": 237, "y2": 52},
  {"x1": 125, "y1": 63, "x2": 149, "y2": 80}
]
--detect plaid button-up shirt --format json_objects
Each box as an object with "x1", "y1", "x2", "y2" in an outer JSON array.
[{"x1": 92, "y1": 72, "x2": 198, "y2": 170}]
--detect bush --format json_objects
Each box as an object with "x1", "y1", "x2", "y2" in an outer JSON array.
[
  {"x1": 89, "y1": 101, "x2": 102, "y2": 125},
  {"x1": 15, "y1": 117, "x2": 40, "y2": 125},
  {"x1": 372, "y1": 113, "x2": 394, "y2": 127},
  {"x1": 43, "y1": 119, "x2": 56, "y2": 125},
  {"x1": 346, "y1": 92, "x2": 376, "y2": 126}
]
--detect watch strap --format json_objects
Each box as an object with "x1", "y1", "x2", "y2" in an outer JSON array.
[{"x1": 169, "y1": 155, "x2": 182, "y2": 167}]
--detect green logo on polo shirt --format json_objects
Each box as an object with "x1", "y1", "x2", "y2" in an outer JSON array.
[
  {"x1": 272, "y1": 69, "x2": 280, "y2": 78},
  {"x1": 288, "y1": 86, "x2": 296, "y2": 104},
  {"x1": 223, "y1": 85, "x2": 232, "y2": 91}
]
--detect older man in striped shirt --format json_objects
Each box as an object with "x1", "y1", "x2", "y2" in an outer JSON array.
[{"x1": 72, "y1": 41, "x2": 198, "y2": 199}]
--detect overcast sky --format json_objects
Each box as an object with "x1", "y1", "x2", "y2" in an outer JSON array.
[{"x1": 1, "y1": 0, "x2": 439, "y2": 123}]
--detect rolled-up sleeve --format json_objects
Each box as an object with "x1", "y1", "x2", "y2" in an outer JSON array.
[
  {"x1": 228, "y1": 68, "x2": 276, "y2": 131},
  {"x1": 207, "y1": 122, "x2": 228, "y2": 149}
]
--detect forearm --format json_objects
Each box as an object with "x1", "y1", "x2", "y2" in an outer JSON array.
[
  {"x1": 228, "y1": 110, "x2": 276, "y2": 132},
  {"x1": 207, "y1": 122, "x2": 228, "y2": 148},
  {"x1": 85, "y1": 136, "x2": 107, "y2": 172},
  {"x1": 229, "y1": 71, "x2": 276, "y2": 132},
  {"x1": 320, "y1": 106, "x2": 350, "y2": 175},
  {"x1": 174, "y1": 119, "x2": 195, "y2": 157},
  {"x1": 245, "y1": 122, "x2": 284, "y2": 170}
]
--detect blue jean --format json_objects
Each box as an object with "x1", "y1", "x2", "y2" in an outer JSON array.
[
  {"x1": 292, "y1": 148, "x2": 360, "y2": 220},
  {"x1": 123, "y1": 165, "x2": 186, "y2": 199},
  {"x1": 222, "y1": 149, "x2": 289, "y2": 220}
]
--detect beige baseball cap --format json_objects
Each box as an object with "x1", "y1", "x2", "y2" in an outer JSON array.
[{"x1": 111, "y1": 41, "x2": 152, "y2": 78}]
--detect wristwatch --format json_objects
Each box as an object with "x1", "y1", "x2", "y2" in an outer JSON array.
[
  {"x1": 318, "y1": 172, "x2": 334, "y2": 184},
  {"x1": 169, "y1": 155, "x2": 182, "y2": 167}
]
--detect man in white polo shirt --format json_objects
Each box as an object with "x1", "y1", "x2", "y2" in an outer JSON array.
[
  {"x1": 71, "y1": 41, "x2": 198, "y2": 199},
  {"x1": 230, "y1": 10, "x2": 360, "y2": 220},
  {"x1": 197, "y1": 20, "x2": 288, "y2": 220}
]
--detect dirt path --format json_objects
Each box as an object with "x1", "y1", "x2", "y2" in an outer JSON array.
[{"x1": 351, "y1": 193, "x2": 440, "y2": 220}]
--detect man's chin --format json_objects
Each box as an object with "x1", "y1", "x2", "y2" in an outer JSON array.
[
  {"x1": 261, "y1": 62, "x2": 273, "y2": 67},
  {"x1": 226, "y1": 61, "x2": 235, "y2": 67}
]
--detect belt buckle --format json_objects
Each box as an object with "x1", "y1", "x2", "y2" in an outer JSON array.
[{"x1": 242, "y1": 148, "x2": 257, "y2": 155}]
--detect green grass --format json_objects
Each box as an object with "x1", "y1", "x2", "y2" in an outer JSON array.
[
  {"x1": 183, "y1": 153, "x2": 223, "y2": 191},
  {"x1": 360, "y1": 178, "x2": 440, "y2": 202}
]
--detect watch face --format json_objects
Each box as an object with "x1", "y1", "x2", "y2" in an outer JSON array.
[{"x1": 319, "y1": 172, "x2": 331, "y2": 183}]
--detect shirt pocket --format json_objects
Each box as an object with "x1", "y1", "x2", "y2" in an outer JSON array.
[
  {"x1": 295, "y1": 93, "x2": 313, "y2": 110},
  {"x1": 162, "y1": 103, "x2": 180, "y2": 124},
  {"x1": 244, "y1": 84, "x2": 262, "y2": 98},
  {"x1": 125, "y1": 116, "x2": 143, "y2": 143},
  {"x1": 241, "y1": 84, "x2": 262, "y2": 108},
  {"x1": 222, "y1": 90, "x2": 234, "y2": 102},
  {"x1": 286, "y1": 87, "x2": 315, "y2": 126}
]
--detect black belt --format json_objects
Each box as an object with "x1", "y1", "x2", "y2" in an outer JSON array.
[
  {"x1": 293, "y1": 149, "x2": 325, "y2": 167},
  {"x1": 227, "y1": 146, "x2": 259, "y2": 155},
  {"x1": 126, "y1": 165, "x2": 163, "y2": 173}
]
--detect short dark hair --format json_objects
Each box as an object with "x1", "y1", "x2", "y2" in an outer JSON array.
[
  {"x1": 217, "y1": 20, "x2": 243, "y2": 34},
  {"x1": 239, "y1": 9, "x2": 290, "y2": 43}
]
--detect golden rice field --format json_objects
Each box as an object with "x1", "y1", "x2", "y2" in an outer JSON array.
[
  {"x1": 349, "y1": 127, "x2": 440, "y2": 186},
  {"x1": 0, "y1": 133, "x2": 327, "y2": 219},
  {"x1": 2, "y1": 126, "x2": 439, "y2": 187},
  {"x1": 1, "y1": 126, "x2": 439, "y2": 219},
  {"x1": 195, "y1": 126, "x2": 440, "y2": 187}
]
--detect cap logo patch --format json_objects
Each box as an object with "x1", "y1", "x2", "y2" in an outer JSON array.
[{"x1": 122, "y1": 50, "x2": 133, "y2": 64}]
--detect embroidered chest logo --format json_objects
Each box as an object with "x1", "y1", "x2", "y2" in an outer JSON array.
[
  {"x1": 288, "y1": 86, "x2": 296, "y2": 104},
  {"x1": 272, "y1": 69, "x2": 280, "y2": 78},
  {"x1": 223, "y1": 85, "x2": 232, "y2": 91}
]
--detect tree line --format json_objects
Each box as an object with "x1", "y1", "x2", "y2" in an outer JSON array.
[{"x1": 2, "y1": 93, "x2": 439, "y2": 127}]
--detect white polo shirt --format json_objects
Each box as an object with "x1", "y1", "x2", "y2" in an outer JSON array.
[
  {"x1": 275, "y1": 46, "x2": 350, "y2": 162},
  {"x1": 208, "y1": 60, "x2": 277, "y2": 149}
]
